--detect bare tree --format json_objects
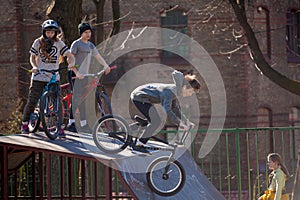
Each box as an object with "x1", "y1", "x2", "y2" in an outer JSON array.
[
  {"x1": 93, "y1": 0, "x2": 120, "y2": 43},
  {"x1": 228, "y1": 0, "x2": 300, "y2": 96},
  {"x1": 93, "y1": 0, "x2": 106, "y2": 43},
  {"x1": 109, "y1": 0, "x2": 120, "y2": 37},
  {"x1": 46, "y1": 0, "x2": 82, "y2": 46}
]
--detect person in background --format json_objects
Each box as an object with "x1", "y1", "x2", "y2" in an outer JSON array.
[
  {"x1": 67, "y1": 22, "x2": 110, "y2": 133},
  {"x1": 21, "y1": 19, "x2": 82, "y2": 137},
  {"x1": 258, "y1": 153, "x2": 290, "y2": 200}
]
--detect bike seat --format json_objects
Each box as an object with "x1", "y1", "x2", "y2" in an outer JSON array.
[{"x1": 134, "y1": 115, "x2": 148, "y2": 127}]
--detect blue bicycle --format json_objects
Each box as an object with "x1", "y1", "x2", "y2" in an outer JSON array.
[{"x1": 36, "y1": 66, "x2": 67, "y2": 140}]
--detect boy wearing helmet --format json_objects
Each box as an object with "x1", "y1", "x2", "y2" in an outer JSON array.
[
  {"x1": 67, "y1": 22, "x2": 110, "y2": 133},
  {"x1": 21, "y1": 19, "x2": 83, "y2": 136}
]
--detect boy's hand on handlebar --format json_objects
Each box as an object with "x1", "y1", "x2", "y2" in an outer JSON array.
[
  {"x1": 104, "y1": 66, "x2": 111, "y2": 75},
  {"x1": 179, "y1": 120, "x2": 194, "y2": 131},
  {"x1": 76, "y1": 72, "x2": 84, "y2": 79},
  {"x1": 31, "y1": 68, "x2": 39, "y2": 74},
  {"x1": 179, "y1": 121, "x2": 189, "y2": 131},
  {"x1": 187, "y1": 120, "x2": 195, "y2": 129}
]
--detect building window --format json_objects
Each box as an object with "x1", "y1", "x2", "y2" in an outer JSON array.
[
  {"x1": 286, "y1": 9, "x2": 300, "y2": 62},
  {"x1": 160, "y1": 8, "x2": 189, "y2": 65}
]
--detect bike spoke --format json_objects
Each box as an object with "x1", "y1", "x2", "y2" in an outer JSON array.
[
  {"x1": 40, "y1": 92, "x2": 61, "y2": 140},
  {"x1": 147, "y1": 157, "x2": 185, "y2": 196},
  {"x1": 93, "y1": 115, "x2": 130, "y2": 154}
]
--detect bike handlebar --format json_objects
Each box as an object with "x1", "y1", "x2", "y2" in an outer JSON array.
[
  {"x1": 83, "y1": 69, "x2": 105, "y2": 77},
  {"x1": 82, "y1": 65, "x2": 117, "y2": 78},
  {"x1": 38, "y1": 66, "x2": 68, "y2": 74}
]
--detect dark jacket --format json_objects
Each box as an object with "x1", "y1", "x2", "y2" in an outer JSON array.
[{"x1": 130, "y1": 70, "x2": 187, "y2": 125}]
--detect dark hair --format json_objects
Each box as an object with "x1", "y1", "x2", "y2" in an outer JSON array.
[
  {"x1": 268, "y1": 153, "x2": 290, "y2": 179},
  {"x1": 184, "y1": 74, "x2": 201, "y2": 91}
]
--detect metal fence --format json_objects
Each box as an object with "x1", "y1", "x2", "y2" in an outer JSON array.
[
  {"x1": 8, "y1": 127, "x2": 299, "y2": 200},
  {"x1": 188, "y1": 127, "x2": 299, "y2": 200}
]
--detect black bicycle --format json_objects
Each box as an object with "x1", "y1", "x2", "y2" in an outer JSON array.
[{"x1": 92, "y1": 114, "x2": 192, "y2": 196}]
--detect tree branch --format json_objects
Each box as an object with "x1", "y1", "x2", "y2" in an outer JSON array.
[{"x1": 229, "y1": 0, "x2": 300, "y2": 96}]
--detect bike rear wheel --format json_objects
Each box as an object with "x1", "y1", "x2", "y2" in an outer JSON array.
[
  {"x1": 93, "y1": 114, "x2": 131, "y2": 154},
  {"x1": 146, "y1": 157, "x2": 185, "y2": 196},
  {"x1": 40, "y1": 91, "x2": 62, "y2": 140}
]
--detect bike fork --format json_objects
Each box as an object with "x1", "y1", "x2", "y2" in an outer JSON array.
[{"x1": 162, "y1": 147, "x2": 177, "y2": 179}]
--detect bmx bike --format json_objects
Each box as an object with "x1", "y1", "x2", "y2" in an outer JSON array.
[
  {"x1": 92, "y1": 114, "x2": 192, "y2": 196},
  {"x1": 26, "y1": 66, "x2": 114, "y2": 137}
]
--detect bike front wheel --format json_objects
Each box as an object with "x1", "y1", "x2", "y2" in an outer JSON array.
[
  {"x1": 146, "y1": 157, "x2": 185, "y2": 196},
  {"x1": 29, "y1": 108, "x2": 40, "y2": 133},
  {"x1": 40, "y1": 91, "x2": 62, "y2": 140},
  {"x1": 93, "y1": 114, "x2": 131, "y2": 154},
  {"x1": 96, "y1": 92, "x2": 112, "y2": 117}
]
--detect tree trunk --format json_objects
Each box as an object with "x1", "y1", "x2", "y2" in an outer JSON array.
[
  {"x1": 228, "y1": 0, "x2": 300, "y2": 96},
  {"x1": 110, "y1": 0, "x2": 120, "y2": 37},
  {"x1": 93, "y1": 0, "x2": 105, "y2": 43},
  {"x1": 47, "y1": 0, "x2": 82, "y2": 47},
  {"x1": 46, "y1": 0, "x2": 82, "y2": 83}
]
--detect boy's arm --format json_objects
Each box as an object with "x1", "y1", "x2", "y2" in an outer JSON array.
[
  {"x1": 65, "y1": 52, "x2": 83, "y2": 79},
  {"x1": 95, "y1": 54, "x2": 110, "y2": 74}
]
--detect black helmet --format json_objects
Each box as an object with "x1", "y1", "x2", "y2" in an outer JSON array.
[
  {"x1": 78, "y1": 22, "x2": 92, "y2": 35},
  {"x1": 42, "y1": 19, "x2": 60, "y2": 39}
]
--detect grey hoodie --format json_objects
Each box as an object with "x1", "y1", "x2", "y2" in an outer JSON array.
[{"x1": 130, "y1": 70, "x2": 187, "y2": 125}]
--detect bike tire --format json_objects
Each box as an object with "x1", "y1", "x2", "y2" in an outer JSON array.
[
  {"x1": 40, "y1": 91, "x2": 61, "y2": 140},
  {"x1": 93, "y1": 114, "x2": 131, "y2": 154},
  {"x1": 62, "y1": 100, "x2": 70, "y2": 126},
  {"x1": 29, "y1": 108, "x2": 40, "y2": 133},
  {"x1": 96, "y1": 92, "x2": 112, "y2": 117},
  {"x1": 146, "y1": 157, "x2": 186, "y2": 196}
]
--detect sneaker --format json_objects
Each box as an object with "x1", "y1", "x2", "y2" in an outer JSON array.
[
  {"x1": 67, "y1": 123, "x2": 77, "y2": 133},
  {"x1": 21, "y1": 123, "x2": 29, "y2": 134},
  {"x1": 132, "y1": 144, "x2": 150, "y2": 154},
  {"x1": 135, "y1": 140, "x2": 159, "y2": 153},
  {"x1": 58, "y1": 128, "x2": 66, "y2": 138}
]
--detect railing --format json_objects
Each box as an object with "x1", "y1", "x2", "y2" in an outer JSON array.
[
  {"x1": 7, "y1": 126, "x2": 299, "y2": 200},
  {"x1": 181, "y1": 126, "x2": 297, "y2": 200}
]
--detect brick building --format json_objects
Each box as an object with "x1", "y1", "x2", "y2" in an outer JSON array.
[{"x1": 1, "y1": 0, "x2": 300, "y2": 195}]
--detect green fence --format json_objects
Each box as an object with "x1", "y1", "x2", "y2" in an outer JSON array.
[
  {"x1": 8, "y1": 127, "x2": 299, "y2": 199},
  {"x1": 187, "y1": 127, "x2": 298, "y2": 200}
]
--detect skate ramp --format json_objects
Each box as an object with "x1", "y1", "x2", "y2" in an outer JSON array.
[
  {"x1": 115, "y1": 147, "x2": 226, "y2": 200},
  {"x1": 0, "y1": 133, "x2": 225, "y2": 199}
]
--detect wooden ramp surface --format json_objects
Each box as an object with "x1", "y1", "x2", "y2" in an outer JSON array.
[{"x1": 0, "y1": 132, "x2": 225, "y2": 199}]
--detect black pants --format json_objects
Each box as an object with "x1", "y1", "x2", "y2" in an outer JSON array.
[
  {"x1": 22, "y1": 80, "x2": 62, "y2": 123},
  {"x1": 132, "y1": 100, "x2": 161, "y2": 144}
]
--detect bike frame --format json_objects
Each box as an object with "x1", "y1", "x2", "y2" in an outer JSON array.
[
  {"x1": 45, "y1": 73, "x2": 61, "y2": 114},
  {"x1": 131, "y1": 120, "x2": 192, "y2": 150},
  {"x1": 61, "y1": 67, "x2": 115, "y2": 115},
  {"x1": 160, "y1": 127, "x2": 192, "y2": 175}
]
